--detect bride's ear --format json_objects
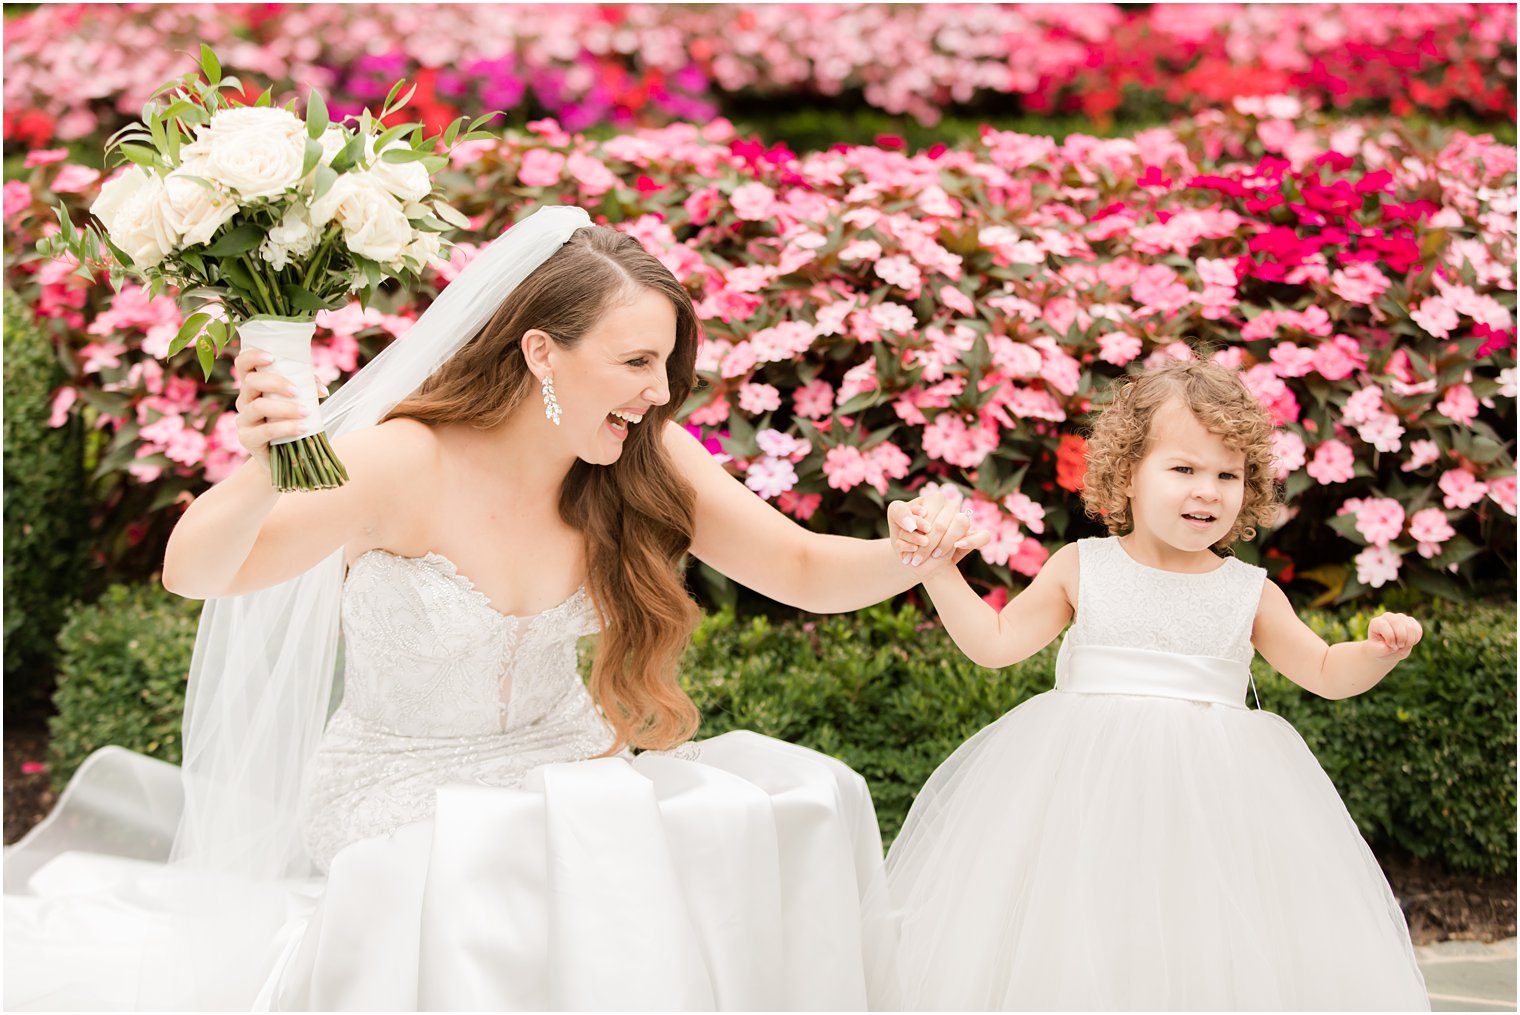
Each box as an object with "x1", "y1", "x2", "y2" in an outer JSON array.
[{"x1": 521, "y1": 329, "x2": 555, "y2": 381}]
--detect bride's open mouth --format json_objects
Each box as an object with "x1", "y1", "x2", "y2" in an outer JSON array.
[{"x1": 606, "y1": 408, "x2": 643, "y2": 439}]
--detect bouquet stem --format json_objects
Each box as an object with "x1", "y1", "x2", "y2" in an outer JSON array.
[{"x1": 237, "y1": 316, "x2": 348, "y2": 493}]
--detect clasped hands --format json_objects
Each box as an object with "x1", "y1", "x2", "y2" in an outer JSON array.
[{"x1": 886, "y1": 493, "x2": 992, "y2": 571}]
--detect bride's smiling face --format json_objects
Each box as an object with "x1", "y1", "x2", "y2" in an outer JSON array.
[{"x1": 526, "y1": 287, "x2": 677, "y2": 466}]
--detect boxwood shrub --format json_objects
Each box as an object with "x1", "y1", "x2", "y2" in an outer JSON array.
[{"x1": 46, "y1": 583, "x2": 1516, "y2": 875}]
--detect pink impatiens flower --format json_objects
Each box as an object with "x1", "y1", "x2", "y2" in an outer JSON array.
[
  {"x1": 1400, "y1": 439, "x2": 1441, "y2": 472},
  {"x1": 1306, "y1": 440, "x2": 1355, "y2": 485},
  {"x1": 729, "y1": 182, "x2": 777, "y2": 221},
  {"x1": 1097, "y1": 332, "x2": 1142, "y2": 366},
  {"x1": 1487, "y1": 475, "x2": 1517, "y2": 517},
  {"x1": 1410, "y1": 296, "x2": 1459, "y2": 339},
  {"x1": 921, "y1": 413, "x2": 999, "y2": 468},
  {"x1": 1439, "y1": 468, "x2": 1488, "y2": 510},
  {"x1": 737, "y1": 382, "x2": 781, "y2": 415},
  {"x1": 517, "y1": 149, "x2": 566, "y2": 187},
  {"x1": 744, "y1": 455, "x2": 798, "y2": 499},
  {"x1": 822, "y1": 445, "x2": 869, "y2": 491},
  {"x1": 793, "y1": 379, "x2": 835, "y2": 419},
  {"x1": 1407, "y1": 508, "x2": 1456, "y2": 558},
  {"x1": 1271, "y1": 430, "x2": 1306, "y2": 479},
  {"x1": 1352, "y1": 497, "x2": 1405, "y2": 547},
  {"x1": 1354, "y1": 545, "x2": 1402, "y2": 589},
  {"x1": 1434, "y1": 384, "x2": 1480, "y2": 425},
  {"x1": 1329, "y1": 262, "x2": 1391, "y2": 305}
]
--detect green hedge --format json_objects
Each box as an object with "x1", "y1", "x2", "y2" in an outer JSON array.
[
  {"x1": 48, "y1": 584, "x2": 197, "y2": 787},
  {"x1": 47, "y1": 583, "x2": 1516, "y2": 875},
  {"x1": 3, "y1": 293, "x2": 91, "y2": 715}
]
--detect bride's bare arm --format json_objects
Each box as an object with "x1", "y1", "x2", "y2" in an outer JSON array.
[
  {"x1": 664, "y1": 422, "x2": 987, "y2": 613},
  {"x1": 162, "y1": 350, "x2": 435, "y2": 600}
]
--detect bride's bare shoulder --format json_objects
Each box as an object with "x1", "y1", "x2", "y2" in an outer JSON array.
[{"x1": 330, "y1": 416, "x2": 444, "y2": 489}]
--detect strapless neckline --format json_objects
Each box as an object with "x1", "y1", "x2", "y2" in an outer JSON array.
[{"x1": 348, "y1": 548, "x2": 587, "y2": 624}]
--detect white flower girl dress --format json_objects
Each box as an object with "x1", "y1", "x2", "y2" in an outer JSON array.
[{"x1": 881, "y1": 537, "x2": 1428, "y2": 1010}]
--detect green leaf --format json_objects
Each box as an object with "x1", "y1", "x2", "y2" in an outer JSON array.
[
  {"x1": 169, "y1": 312, "x2": 212, "y2": 358},
  {"x1": 433, "y1": 200, "x2": 470, "y2": 229},
  {"x1": 203, "y1": 224, "x2": 263, "y2": 257},
  {"x1": 329, "y1": 135, "x2": 364, "y2": 173},
  {"x1": 312, "y1": 165, "x2": 339, "y2": 202},
  {"x1": 381, "y1": 147, "x2": 432, "y2": 164},
  {"x1": 199, "y1": 43, "x2": 221, "y2": 86},
  {"x1": 281, "y1": 285, "x2": 331, "y2": 313},
  {"x1": 306, "y1": 88, "x2": 328, "y2": 140},
  {"x1": 117, "y1": 143, "x2": 162, "y2": 169},
  {"x1": 195, "y1": 337, "x2": 215, "y2": 379},
  {"x1": 255, "y1": 87, "x2": 274, "y2": 108},
  {"x1": 302, "y1": 136, "x2": 324, "y2": 179}
]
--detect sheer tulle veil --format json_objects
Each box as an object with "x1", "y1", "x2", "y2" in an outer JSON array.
[{"x1": 7, "y1": 206, "x2": 593, "y2": 888}]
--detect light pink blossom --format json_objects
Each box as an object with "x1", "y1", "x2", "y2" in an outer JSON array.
[
  {"x1": 1354, "y1": 545, "x2": 1402, "y2": 589},
  {"x1": 1439, "y1": 468, "x2": 1488, "y2": 510},
  {"x1": 1306, "y1": 440, "x2": 1355, "y2": 485},
  {"x1": 730, "y1": 182, "x2": 777, "y2": 221},
  {"x1": 1487, "y1": 475, "x2": 1517, "y2": 517},
  {"x1": 1408, "y1": 507, "x2": 1456, "y2": 558},
  {"x1": 1353, "y1": 497, "x2": 1405, "y2": 547},
  {"x1": 1435, "y1": 384, "x2": 1480, "y2": 425},
  {"x1": 1271, "y1": 430, "x2": 1306, "y2": 479},
  {"x1": 1401, "y1": 440, "x2": 1441, "y2": 472},
  {"x1": 737, "y1": 382, "x2": 781, "y2": 414},
  {"x1": 794, "y1": 379, "x2": 835, "y2": 419},
  {"x1": 517, "y1": 149, "x2": 565, "y2": 187},
  {"x1": 1097, "y1": 332, "x2": 1142, "y2": 366},
  {"x1": 744, "y1": 455, "x2": 798, "y2": 499}
]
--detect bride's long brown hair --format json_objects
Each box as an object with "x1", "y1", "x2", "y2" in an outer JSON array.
[{"x1": 385, "y1": 226, "x2": 701, "y2": 752}]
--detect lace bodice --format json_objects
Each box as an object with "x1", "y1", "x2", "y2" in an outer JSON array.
[
  {"x1": 1065, "y1": 537, "x2": 1266, "y2": 664},
  {"x1": 299, "y1": 550, "x2": 614, "y2": 871}
]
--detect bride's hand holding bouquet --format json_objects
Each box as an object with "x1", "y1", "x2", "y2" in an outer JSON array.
[{"x1": 41, "y1": 45, "x2": 496, "y2": 491}]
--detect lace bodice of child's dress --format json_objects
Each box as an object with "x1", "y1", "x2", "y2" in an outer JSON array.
[
  {"x1": 1065, "y1": 536, "x2": 1267, "y2": 664},
  {"x1": 299, "y1": 549, "x2": 614, "y2": 871}
]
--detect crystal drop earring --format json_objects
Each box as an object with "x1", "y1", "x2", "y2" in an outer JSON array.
[{"x1": 541, "y1": 373, "x2": 562, "y2": 426}]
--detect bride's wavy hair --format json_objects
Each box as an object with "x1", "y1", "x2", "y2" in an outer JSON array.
[{"x1": 385, "y1": 226, "x2": 701, "y2": 752}]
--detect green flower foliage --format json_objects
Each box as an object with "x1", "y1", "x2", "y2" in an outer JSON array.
[
  {"x1": 48, "y1": 584, "x2": 199, "y2": 790},
  {"x1": 3, "y1": 293, "x2": 91, "y2": 714}
]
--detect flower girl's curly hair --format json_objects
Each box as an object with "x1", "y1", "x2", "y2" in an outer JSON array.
[
  {"x1": 387, "y1": 226, "x2": 701, "y2": 753},
  {"x1": 1082, "y1": 357, "x2": 1281, "y2": 549}
]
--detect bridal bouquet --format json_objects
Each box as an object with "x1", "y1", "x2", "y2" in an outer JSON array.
[{"x1": 41, "y1": 46, "x2": 495, "y2": 491}]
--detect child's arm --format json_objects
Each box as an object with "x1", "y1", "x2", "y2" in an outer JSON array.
[
  {"x1": 917, "y1": 543, "x2": 1078, "y2": 669},
  {"x1": 1251, "y1": 580, "x2": 1422, "y2": 699}
]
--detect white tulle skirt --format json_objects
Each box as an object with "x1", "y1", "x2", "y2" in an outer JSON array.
[
  {"x1": 5, "y1": 731, "x2": 890, "y2": 1011},
  {"x1": 881, "y1": 688, "x2": 1429, "y2": 1011}
]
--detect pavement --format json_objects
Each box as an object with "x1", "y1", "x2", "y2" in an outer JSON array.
[{"x1": 1419, "y1": 938, "x2": 1516, "y2": 1012}]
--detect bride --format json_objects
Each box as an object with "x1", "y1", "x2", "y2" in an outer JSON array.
[{"x1": 4, "y1": 206, "x2": 981, "y2": 1011}]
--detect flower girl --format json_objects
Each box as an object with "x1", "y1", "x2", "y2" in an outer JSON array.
[{"x1": 883, "y1": 358, "x2": 1429, "y2": 1010}]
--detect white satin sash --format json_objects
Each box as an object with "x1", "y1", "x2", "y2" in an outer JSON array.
[{"x1": 1055, "y1": 641, "x2": 1252, "y2": 709}]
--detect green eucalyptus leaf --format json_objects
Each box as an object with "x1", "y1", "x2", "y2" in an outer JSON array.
[{"x1": 306, "y1": 88, "x2": 329, "y2": 139}]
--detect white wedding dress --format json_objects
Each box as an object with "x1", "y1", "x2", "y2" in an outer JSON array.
[
  {"x1": 5, "y1": 549, "x2": 891, "y2": 1011},
  {"x1": 878, "y1": 537, "x2": 1429, "y2": 1011}
]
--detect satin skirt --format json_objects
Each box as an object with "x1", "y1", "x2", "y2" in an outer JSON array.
[
  {"x1": 878, "y1": 644, "x2": 1429, "y2": 1012},
  {"x1": 5, "y1": 731, "x2": 890, "y2": 1011}
]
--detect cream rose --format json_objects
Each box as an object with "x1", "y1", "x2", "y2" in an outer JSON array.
[
  {"x1": 89, "y1": 167, "x2": 176, "y2": 268},
  {"x1": 309, "y1": 172, "x2": 413, "y2": 266},
  {"x1": 367, "y1": 142, "x2": 432, "y2": 203},
  {"x1": 259, "y1": 203, "x2": 322, "y2": 270},
  {"x1": 162, "y1": 169, "x2": 239, "y2": 247},
  {"x1": 181, "y1": 108, "x2": 307, "y2": 201}
]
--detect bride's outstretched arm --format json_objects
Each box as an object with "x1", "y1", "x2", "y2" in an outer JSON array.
[{"x1": 664, "y1": 422, "x2": 988, "y2": 613}]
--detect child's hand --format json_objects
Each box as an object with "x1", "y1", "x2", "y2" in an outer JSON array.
[
  {"x1": 1366, "y1": 612, "x2": 1422, "y2": 661},
  {"x1": 887, "y1": 495, "x2": 990, "y2": 572}
]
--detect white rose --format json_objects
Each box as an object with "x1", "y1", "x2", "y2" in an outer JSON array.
[
  {"x1": 198, "y1": 106, "x2": 306, "y2": 144},
  {"x1": 308, "y1": 172, "x2": 412, "y2": 266},
  {"x1": 366, "y1": 142, "x2": 432, "y2": 203},
  {"x1": 90, "y1": 167, "x2": 176, "y2": 268},
  {"x1": 402, "y1": 229, "x2": 444, "y2": 270},
  {"x1": 162, "y1": 170, "x2": 239, "y2": 247},
  {"x1": 317, "y1": 126, "x2": 348, "y2": 166},
  {"x1": 259, "y1": 202, "x2": 321, "y2": 270},
  {"x1": 182, "y1": 109, "x2": 308, "y2": 201}
]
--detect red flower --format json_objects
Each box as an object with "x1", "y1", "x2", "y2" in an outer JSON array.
[{"x1": 1055, "y1": 434, "x2": 1087, "y2": 493}]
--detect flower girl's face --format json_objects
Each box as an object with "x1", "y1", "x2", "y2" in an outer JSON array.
[
  {"x1": 554, "y1": 287, "x2": 676, "y2": 466},
  {"x1": 1124, "y1": 399, "x2": 1247, "y2": 553}
]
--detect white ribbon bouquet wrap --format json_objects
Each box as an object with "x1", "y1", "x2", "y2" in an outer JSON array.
[{"x1": 41, "y1": 43, "x2": 498, "y2": 491}]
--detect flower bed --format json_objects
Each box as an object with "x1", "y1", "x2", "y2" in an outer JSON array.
[
  {"x1": 3, "y1": 3, "x2": 1514, "y2": 150},
  {"x1": 5, "y1": 101, "x2": 1515, "y2": 600}
]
